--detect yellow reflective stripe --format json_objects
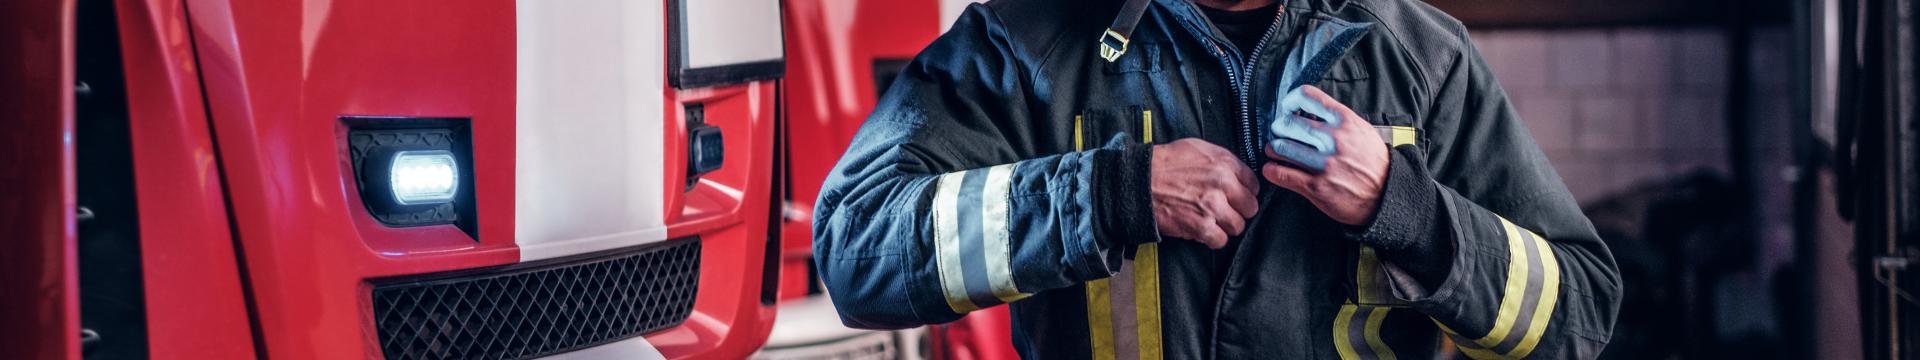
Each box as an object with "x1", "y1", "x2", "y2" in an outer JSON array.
[
  {"x1": 1355, "y1": 246, "x2": 1384, "y2": 304},
  {"x1": 1509, "y1": 229, "x2": 1561, "y2": 358},
  {"x1": 1432, "y1": 217, "x2": 1563, "y2": 360},
  {"x1": 1363, "y1": 308, "x2": 1397, "y2": 360},
  {"x1": 1472, "y1": 219, "x2": 1531, "y2": 348},
  {"x1": 1335, "y1": 304, "x2": 1398, "y2": 360},
  {"x1": 1083, "y1": 110, "x2": 1165, "y2": 360},
  {"x1": 1390, "y1": 126, "x2": 1416, "y2": 147},
  {"x1": 1333, "y1": 305, "x2": 1361, "y2": 360},
  {"x1": 1078, "y1": 116, "x2": 1115, "y2": 360},
  {"x1": 1090, "y1": 277, "x2": 1121, "y2": 360},
  {"x1": 1355, "y1": 245, "x2": 1408, "y2": 307},
  {"x1": 1347, "y1": 240, "x2": 1399, "y2": 357},
  {"x1": 1373, "y1": 125, "x2": 1417, "y2": 147},
  {"x1": 1134, "y1": 243, "x2": 1162, "y2": 360},
  {"x1": 1087, "y1": 278, "x2": 1116, "y2": 360},
  {"x1": 1142, "y1": 110, "x2": 1154, "y2": 143},
  {"x1": 1075, "y1": 115, "x2": 1085, "y2": 150},
  {"x1": 1135, "y1": 110, "x2": 1162, "y2": 360}
]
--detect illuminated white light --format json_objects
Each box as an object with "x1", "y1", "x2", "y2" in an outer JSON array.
[{"x1": 389, "y1": 150, "x2": 460, "y2": 205}]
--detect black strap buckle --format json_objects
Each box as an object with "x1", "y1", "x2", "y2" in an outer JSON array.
[
  {"x1": 1099, "y1": 0, "x2": 1151, "y2": 63},
  {"x1": 1099, "y1": 29, "x2": 1130, "y2": 62}
]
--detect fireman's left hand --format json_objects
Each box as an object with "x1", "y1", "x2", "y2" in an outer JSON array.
[{"x1": 1261, "y1": 85, "x2": 1390, "y2": 226}]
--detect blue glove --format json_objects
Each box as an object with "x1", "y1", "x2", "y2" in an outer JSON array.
[
  {"x1": 1266, "y1": 17, "x2": 1371, "y2": 173},
  {"x1": 1268, "y1": 87, "x2": 1340, "y2": 173}
]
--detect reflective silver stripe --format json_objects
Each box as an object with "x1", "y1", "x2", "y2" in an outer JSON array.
[
  {"x1": 956, "y1": 170, "x2": 998, "y2": 307},
  {"x1": 932, "y1": 172, "x2": 978, "y2": 313},
  {"x1": 981, "y1": 164, "x2": 1026, "y2": 302},
  {"x1": 1110, "y1": 264, "x2": 1140, "y2": 360},
  {"x1": 1361, "y1": 307, "x2": 1397, "y2": 360},
  {"x1": 1511, "y1": 227, "x2": 1562, "y2": 358},
  {"x1": 1345, "y1": 305, "x2": 1377, "y2": 360},
  {"x1": 1477, "y1": 219, "x2": 1532, "y2": 347},
  {"x1": 1491, "y1": 229, "x2": 1548, "y2": 353},
  {"x1": 1336, "y1": 305, "x2": 1398, "y2": 360},
  {"x1": 1434, "y1": 217, "x2": 1563, "y2": 360}
]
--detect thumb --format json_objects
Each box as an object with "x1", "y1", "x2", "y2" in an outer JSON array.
[{"x1": 1263, "y1": 163, "x2": 1314, "y2": 195}]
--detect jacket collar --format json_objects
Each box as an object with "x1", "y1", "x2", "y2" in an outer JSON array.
[
  {"x1": 1153, "y1": 0, "x2": 1343, "y2": 15},
  {"x1": 1151, "y1": 0, "x2": 1316, "y2": 56},
  {"x1": 1319, "y1": 0, "x2": 1350, "y2": 12}
]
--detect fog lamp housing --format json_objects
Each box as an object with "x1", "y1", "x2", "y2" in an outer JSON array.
[{"x1": 345, "y1": 117, "x2": 478, "y2": 238}]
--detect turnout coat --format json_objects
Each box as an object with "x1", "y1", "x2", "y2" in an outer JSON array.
[{"x1": 811, "y1": 0, "x2": 1622, "y2": 358}]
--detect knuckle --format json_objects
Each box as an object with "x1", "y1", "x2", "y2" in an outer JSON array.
[
  {"x1": 1308, "y1": 181, "x2": 1333, "y2": 195},
  {"x1": 1211, "y1": 166, "x2": 1235, "y2": 180}
]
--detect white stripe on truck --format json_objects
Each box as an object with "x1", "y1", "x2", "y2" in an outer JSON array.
[{"x1": 513, "y1": 0, "x2": 671, "y2": 262}]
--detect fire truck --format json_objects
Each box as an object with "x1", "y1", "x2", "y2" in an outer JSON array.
[
  {"x1": 755, "y1": 0, "x2": 1020, "y2": 359},
  {"x1": 2, "y1": 0, "x2": 784, "y2": 358}
]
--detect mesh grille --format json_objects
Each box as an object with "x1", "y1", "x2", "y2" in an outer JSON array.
[{"x1": 371, "y1": 239, "x2": 700, "y2": 360}]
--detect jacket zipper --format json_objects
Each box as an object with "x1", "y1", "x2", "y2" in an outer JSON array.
[
  {"x1": 1210, "y1": 7, "x2": 1287, "y2": 167},
  {"x1": 1189, "y1": 8, "x2": 1294, "y2": 357}
]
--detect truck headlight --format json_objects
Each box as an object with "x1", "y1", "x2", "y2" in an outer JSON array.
[
  {"x1": 389, "y1": 150, "x2": 460, "y2": 205},
  {"x1": 344, "y1": 117, "x2": 478, "y2": 239}
]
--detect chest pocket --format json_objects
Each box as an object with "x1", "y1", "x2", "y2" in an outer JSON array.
[{"x1": 1103, "y1": 42, "x2": 1161, "y2": 74}]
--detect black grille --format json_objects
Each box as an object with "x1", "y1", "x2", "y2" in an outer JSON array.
[{"x1": 371, "y1": 239, "x2": 701, "y2": 360}]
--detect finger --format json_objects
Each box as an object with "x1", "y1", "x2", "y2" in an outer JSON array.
[
  {"x1": 1282, "y1": 86, "x2": 1343, "y2": 128},
  {"x1": 1228, "y1": 161, "x2": 1260, "y2": 192},
  {"x1": 1268, "y1": 139, "x2": 1329, "y2": 173},
  {"x1": 1195, "y1": 224, "x2": 1228, "y2": 249},
  {"x1": 1209, "y1": 197, "x2": 1247, "y2": 236},
  {"x1": 1220, "y1": 175, "x2": 1260, "y2": 218},
  {"x1": 1263, "y1": 163, "x2": 1314, "y2": 194},
  {"x1": 1270, "y1": 113, "x2": 1338, "y2": 154},
  {"x1": 1299, "y1": 86, "x2": 1374, "y2": 133}
]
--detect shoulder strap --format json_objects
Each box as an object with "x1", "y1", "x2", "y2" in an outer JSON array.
[{"x1": 1099, "y1": 0, "x2": 1153, "y2": 62}]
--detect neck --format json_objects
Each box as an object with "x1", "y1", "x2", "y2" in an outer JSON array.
[{"x1": 1191, "y1": 0, "x2": 1278, "y2": 11}]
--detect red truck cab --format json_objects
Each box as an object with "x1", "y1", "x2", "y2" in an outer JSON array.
[
  {"x1": 762, "y1": 1, "x2": 1019, "y2": 359},
  {"x1": 3, "y1": 0, "x2": 784, "y2": 358}
]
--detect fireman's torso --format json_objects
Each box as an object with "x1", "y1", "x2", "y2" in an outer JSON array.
[{"x1": 980, "y1": 0, "x2": 1449, "y2": 358}]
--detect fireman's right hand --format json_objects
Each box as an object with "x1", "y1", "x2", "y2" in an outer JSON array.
[{"x1": 1150, "y1": 138, "x2": 1261, "y2": 249}]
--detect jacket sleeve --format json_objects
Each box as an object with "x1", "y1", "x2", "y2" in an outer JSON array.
[
  {"x1": 811, "y1": 5, "x2": 1158, "y2": 330},
  {"x1": 1348, "y1": 33, "x2": 1623, "y2": 358}
]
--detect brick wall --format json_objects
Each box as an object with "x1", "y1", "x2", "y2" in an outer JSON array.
[
  {"x1": 1473, "y1": 26, "x2": 1806, "y2": 349},
  {"x1": 1470, "y1": 27, "x2": 1794, "y2": 203}
]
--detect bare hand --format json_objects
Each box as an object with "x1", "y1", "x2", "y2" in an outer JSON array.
[
  {"x1": 1151, "y1": 139, "x2": 1260, "y2": 248},
  {"x1": 1262, "y1": 86, "x2": 1390, "y2": 226}
]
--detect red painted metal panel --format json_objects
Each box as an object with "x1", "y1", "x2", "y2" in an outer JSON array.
[
  {"x1": 170, "y1": 0, "x2": 779, "y2": 357},
  {"x1": 944, "y1": 306, "x2": 1021, "y2": 360},
  {"x1": 655, "y1": 82, "x2": 782, "y2": 358},
  {"x1": 779, "y1": 1, "x2": 1022, "y2": 358},
  {"x1": 0, "y1": 0, "x2": 79, "y2": 358},
  {"x1": 182, "y1": 0, "x2": 520, "y2": 357},
  {"x1": 113, "y1": 0, "x2": 258, "y2": 357},
  {"x1": 777, "y1": 0, "x2": 943, "y2": 300}
]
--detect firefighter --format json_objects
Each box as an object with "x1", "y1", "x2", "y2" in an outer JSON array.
[{"x1": 811, "y1": 0, "x2": 1621, "y2": 358}]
